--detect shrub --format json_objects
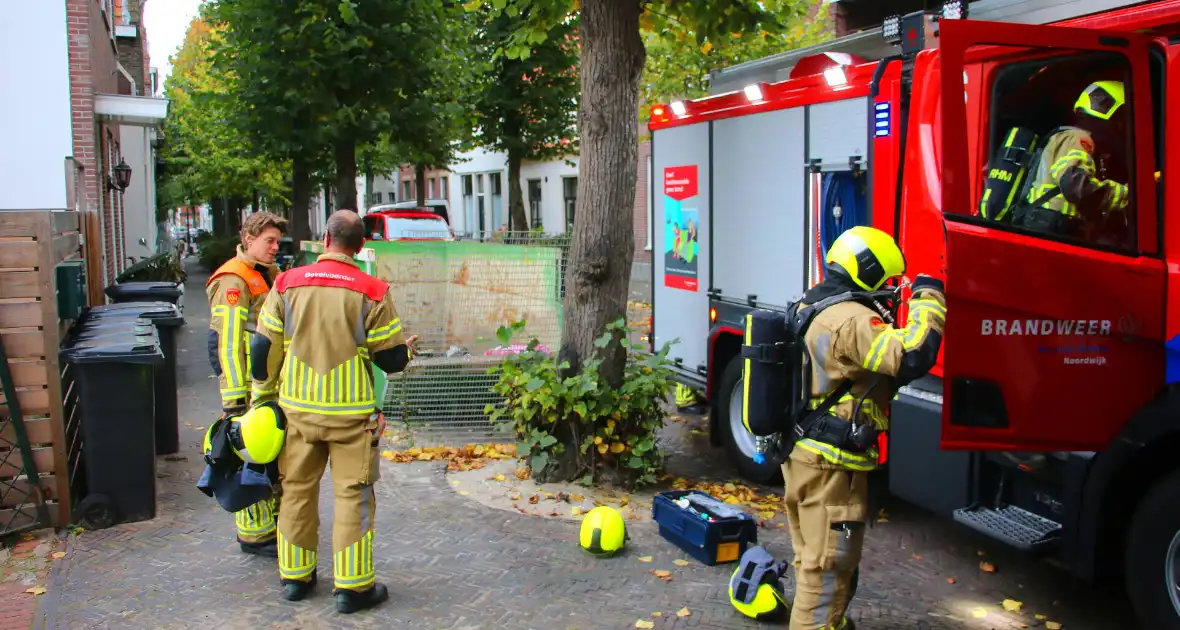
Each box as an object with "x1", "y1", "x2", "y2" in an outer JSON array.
[
  {"x1": 485, "y1": 318, "x2": 678, "y2": 489},
  {"x1": 197, "y1": 235, "x2": 239, "y2": 272}
]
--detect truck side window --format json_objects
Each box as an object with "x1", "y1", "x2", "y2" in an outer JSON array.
[
  {"x1": 975, "y1": 49, "x2": 1136, "y2": 253},
  {"x1": 363, "y1": 215, "x2": 384, "y2": 241}
]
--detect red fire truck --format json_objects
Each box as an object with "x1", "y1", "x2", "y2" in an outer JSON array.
[{"x1": 648, "y1": 0, "x2": 1180, "y2": 625}]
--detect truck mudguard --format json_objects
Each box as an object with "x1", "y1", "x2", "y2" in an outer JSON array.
[{"x1": 979, "y1": 126, "x2": 1040, "y2": 222}]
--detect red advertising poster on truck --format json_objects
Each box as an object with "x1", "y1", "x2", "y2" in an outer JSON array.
[{"x1": 664, "y1": 165, "x2": 699, "y2": 292}]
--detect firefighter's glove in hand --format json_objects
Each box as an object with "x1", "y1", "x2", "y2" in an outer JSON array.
[{"x1": 911, "y1": 274, "x2": 944, "y2": 294}]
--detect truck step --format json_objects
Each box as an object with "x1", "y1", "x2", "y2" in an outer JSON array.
[{"x1": 952, "y1": 504, "x2": 1062, "y2": 552}]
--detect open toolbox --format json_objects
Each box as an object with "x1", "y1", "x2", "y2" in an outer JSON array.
[{"x1": 652, "y1": 489, "x2": 758, "y2": 566}]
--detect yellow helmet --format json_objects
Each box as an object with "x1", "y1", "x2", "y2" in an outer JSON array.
[
  {"x1": 228, "y1": 402, "x2": 287, "y2": 465},
  {"x1": 579, "y1": 506, "x2": 626, "y2": 557},
  {"x1": 728, "y1": 546, "x2": 791, "y2": 621},
  {"x1": 728, "y1": 567, "x2": 790, "y2": 621},
  {"x1": 824, "y1": 225, "x2": 906, "y2": 291},
  {"x1": 1075, "y1": 80, "x2": 1125, "y2": 121}
]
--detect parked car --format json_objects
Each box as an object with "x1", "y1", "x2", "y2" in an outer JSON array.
[
  {"x1": 363, "y1": 209, "x2": 455, "y2": 242},
  {"x1": 368, "y1": 199, "x2": 451, "y2": 224}
]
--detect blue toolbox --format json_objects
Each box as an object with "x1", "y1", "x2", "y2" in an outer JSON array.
[{"x1": 652, "y1": 490, "x2": 758, "y2": 566}]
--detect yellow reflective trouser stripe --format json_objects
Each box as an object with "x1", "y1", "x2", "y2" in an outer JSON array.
[
  {"x1": 334, "y1": 530, "x2": 376, "y2": 590},
  {"x1": 278, "y1": 531, "x2": 317, "y2": 582},
  {"x1": 214, "y1": 305, "x2": 249, "y2": 398},
  {"x1": 279, "y1": 352, "x2": 376, "y2": 415},
  {"x1": 796, "y1": 438, "x2": 877, "y2": 471},
  {"x1": 235, "y1": 499, "x2": 277, "y2": 537},
  {"x1": 742, "y1": 314, "x2": 753, "y2": 433},
  {"x1": 366, "y1": 318, "x2": 403, "y2": 344}
]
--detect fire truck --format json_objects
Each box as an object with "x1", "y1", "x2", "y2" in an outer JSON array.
[{"x1": 647, "y1": 0, "x2": 1180, "y2": 625}]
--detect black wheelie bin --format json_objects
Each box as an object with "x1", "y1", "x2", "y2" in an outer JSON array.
[
  {"x1": 61, "y1": 333, "x2": 164, "y2": 529},
  {"x1": 80, "y1": 302, "x2": 185, "y2": 454}
]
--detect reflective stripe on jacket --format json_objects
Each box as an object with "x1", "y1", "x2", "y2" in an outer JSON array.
[
  {"x1": 206, "y1": 250, "x2": 275, "y2": 410},
  {"x1": 252, "y1": 253, "x2": 405, "y2": 422},
  {"x1": 1026, "y1": 127, "x2": 1129, "y2": 219}
]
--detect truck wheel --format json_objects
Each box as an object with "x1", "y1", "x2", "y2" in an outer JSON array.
[
  {"x1": 1125, "y1": 468, "x2": 1180, "y2": 630},
  {"x1": 716, "y1": 358, "x2": 783, "y2": 485}
]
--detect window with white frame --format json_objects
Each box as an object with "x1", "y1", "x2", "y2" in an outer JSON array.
[{"x1": 563, "y1": 176, "x2": 577, "y2": 232}]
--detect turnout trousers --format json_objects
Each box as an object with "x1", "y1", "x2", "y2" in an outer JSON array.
[
  {"x1": 277, "y1": 412, "x2": 382, "y2": 592},
  {"x1": 235, "y1": 493, "x2": 279, "y2": 545},
  {"x1": 782, "y1": 448, "x2": 868, "y2": 630}
]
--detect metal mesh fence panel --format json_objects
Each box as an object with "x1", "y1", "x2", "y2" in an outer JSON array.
[{"x1": 368, "y1": 230, "x2": 572, "y2": 448}]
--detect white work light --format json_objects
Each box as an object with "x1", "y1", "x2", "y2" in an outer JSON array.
[
  {"x1": 882, "y1": 14, "x2": 902, "y2": 44},
  {"x1": 670, "y1": 101, "x2": 687, "y2": 116},
  {"x1": 824, "y1": 66, "x2": 847, "y2": 87},
  {"x1": 743, "y1": 83, "x2": 764, "y2": 102},
  {"x1": 942, "y1": 0, "x2": 967, "y2": 20}
]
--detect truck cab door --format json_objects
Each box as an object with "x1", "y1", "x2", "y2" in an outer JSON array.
[{"x1": 937, "y1": 19, "x2": 1165, "y2": 451}]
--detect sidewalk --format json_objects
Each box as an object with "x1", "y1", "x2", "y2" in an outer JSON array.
[{"x1": 32, "y1": 261, "x2": 1126, "y2": 629}]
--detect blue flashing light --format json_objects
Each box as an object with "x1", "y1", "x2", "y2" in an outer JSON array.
[{"x1": 874, "y1": 101, "x2": 892, "y2": 137}]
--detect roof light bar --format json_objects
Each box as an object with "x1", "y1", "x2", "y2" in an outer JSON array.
[
  {"x1": 670, "y1": 101, "x2": 687, "y2": 116},
  {"x1": 743, "y1": 83, "x2": 764, "y2": 102}
]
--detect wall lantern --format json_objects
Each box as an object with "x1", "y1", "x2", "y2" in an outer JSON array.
[{"x1": 111, "y1": 159, "x2": 132, "y2": 192}]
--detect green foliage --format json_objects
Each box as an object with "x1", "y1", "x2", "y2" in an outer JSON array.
[
  {"x1": 641, "y1": 0, "x2": 833, "y2": 110},
  {"x1": 485, "y1": 318, "x2": 679, "y2": 488},
  {"x1": 196, "y1": 235, "x2": 240, "y2": 272},
  {"x1": 116, "y1": 252, "x2": 188, "y2": 284},
  {"x1": 469, "y1": 5, "x2": 580, "y2": 163},
  {"x1": 158, "y1": 11, "x2": 290, "y2": 207}
]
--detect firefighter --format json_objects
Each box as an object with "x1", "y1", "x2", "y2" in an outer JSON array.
[
  {"x1": 1015, "y1": 80, "x2": 1130, "y2": 238},
  {"x1": 784, "y1": 226, "x2": 946, "y2": 630},
  {"x1": 250, "y1": 209, "x2": 417, "y2": 613},
  {"x1": 205, "y1": 211, "x2": 288, "y2": 557}
]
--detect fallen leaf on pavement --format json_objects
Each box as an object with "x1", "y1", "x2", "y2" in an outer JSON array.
[
  {"x1": 673, "y1": 559, "x2": 689, "y2": 566},
  {"x1": 51, "y1": 552, "x2": 65, "y2": 559},
  {"x1": 382, "y1": 444, "x2": 517, "y2": 471},
  {"x1": 971, "y1": 607, "x2": 988, "y2": 618},
  {"x1": 1045, "y1": 623, "x2": 1062, "y2": 630},
  {"x1": 1035, "y1": 614, "x2": 1048, "y2": 621},
  {"x1": 458, "y1": 490, "x2": 470, "y2": 496},
  {"x1": 1002, "y1": 599, "x2": 1023, "y2": 612},
  {"x1": 493, "y1": 474, "x2": 506, "y2": 482},
  {"x1": 651, "y1": 612, "x2": 661, "y2": 617},
  {"x1": 676, "y1": 607, "x2": 691, "y2": 618},
  {"x1": 759, "y1": 511, "x2": 775, "y2": 520},
  {"x1": 510, "y1": 493, "x2": 521, "y2": 501},
  {"x1": 528, "y1": 495, "x2": 539, "y2": 505},
  {"x1": 450, "y1": 480, "x2": 461, "y2": 487},
  {"x1": 652, "y1": 570, "x2": 671, "y2": 578},
  {"x1": 635, "y1": 621, "x2": 654, "y2": 629},
  {"x1": 878, "y1": 517, "x2": 890, "y2": 523},
  {"x1": 638, "y1": 556, "x2": 652, "y2": 562},
  {"x1": 571, "y1": 493, "x2": 585, "y2": 502},
  {"x1": 571, "y1": 507, "x2": 584, "y2": 516},
  {"x1": 912, "y1": 554, "x2": 923, "y2": 560},
  {"x1": 946, "y1": 577, "x2": 956, "y2": 584},
  {"x1": 515, "y1": 467, "x2": 531, "y2": 480},
  {"x1": 381, "y1": 450, "x2": 395, "y2": 460},
  {"x1": 25, "y1": 586, "x2": 45, "y2": 596},
  {"x1": 980, "y1": 561, "x2": 997, "y2": 573}
]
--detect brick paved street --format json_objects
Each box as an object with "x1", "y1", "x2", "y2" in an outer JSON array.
[{"x1": 32, "y1": 265, "x2": 1133, "y2": 630}]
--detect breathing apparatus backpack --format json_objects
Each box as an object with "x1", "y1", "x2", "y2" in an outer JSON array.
[
  {"x1": 728, "y1": 545, "x2": 791, "y2": 621},
  {"x1": 739, "y1": 292, "x2": 862, "y2": 442},
  {"x1": 979, "y1": 126, "x2": 1042, "y2": 223}
]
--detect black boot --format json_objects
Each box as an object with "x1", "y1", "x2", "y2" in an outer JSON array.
[
  {"x1": 335, "y1": 583, "x2": 389, "y2": 614},
  {"x1": 239, "y1": 539, "x2": 278, "y2": 557},
  {"x1": 281, "y1": 573, "x2": 317, "y2": 602}
]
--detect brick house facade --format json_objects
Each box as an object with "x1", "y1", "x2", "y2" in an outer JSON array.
[
  {"x1": 69, "y1": 0, "x2": 127, "y2": 290},
  {"x1": 395, "y1": 166, "x2": 451, "y2": 204}
]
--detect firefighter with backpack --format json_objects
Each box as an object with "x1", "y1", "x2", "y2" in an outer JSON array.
[
  {"x1": 979, "y1": 80, "x2": 1130, "y2": 241},
  {"x1": 733, "y1": 225, "x2": 946, "y2": 630}
]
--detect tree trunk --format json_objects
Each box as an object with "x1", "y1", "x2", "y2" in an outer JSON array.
[
  {"x1": 289, "y1": 157, "x2": 312, "y2": 247},
  {"x1": 416, "y1": 164, "x2": 427, "y2": 207},
  {"x1": 558, "y1": 0, "x2": 644, "y2": 390},
  {"x1": 334, "y1": 138, "x2": 358, "y2": 211},
  {"x1": 211, "y1": 197, "x2": 229, "y2": 237},
  {"x1": 228, "y1": 196, "x2": 244, "y2": 236},
  {"x1": 364, "y1": 168, "x2": 374, "y2": 209},
  {"x1": 507, "y1": 148, "x2": 528, "y2": 234},
  {"x1": 251, "y1": 189, "x2": 260, "y2": 213}
]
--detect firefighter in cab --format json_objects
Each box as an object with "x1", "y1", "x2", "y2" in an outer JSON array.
[
  {"x1": 205, "y1": 211, "x2": 288, "y2": 557},
  {"x1": 250, "y1": 210, "x2": 417, "y2": 613},
  {"x1": 1015, "y1": 80, "x2": 1130, "y2": 239},
  {"x1": 785, "y1": 227, "x2": 945, "y2": 630}
]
